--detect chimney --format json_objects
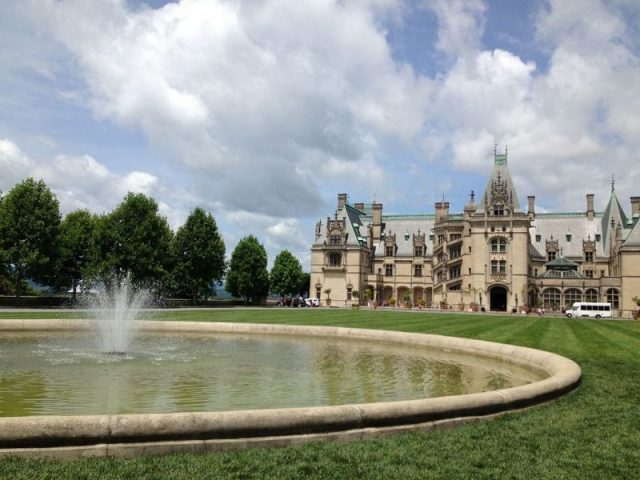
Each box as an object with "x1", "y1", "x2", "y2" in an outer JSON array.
[
  {"x1": 586, "y1": 193, "x2": 595, "y2": 220},
  {"x1": 372, "y1": 203, "x2": 383, "y2": 241},
  {"x1": 527, "y1": 196, "x2": 535, "y2": 219},
  {"x1": 631, "y1": 196, "x2": 640, "y2": 217},
  {"x1": 337, "y1": 193, "x2": 348, "y2": 209},
  {"x1": 434, "y1": 202, "x2": 450, "y2": 222},
  {"x1": 353, "y1": 202, "x2": 364, "y2": 212}
]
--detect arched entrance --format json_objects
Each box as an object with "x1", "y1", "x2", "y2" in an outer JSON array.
[{"x1": 490, "y1": 286, "x2": 508, "y2": 312}]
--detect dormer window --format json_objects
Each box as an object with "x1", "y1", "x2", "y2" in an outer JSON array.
[
  {"x1": 329, "y1": 234, "x2": 342, "y2": 245},
  {"x1": 493, "y1": 205, "x2": 504, "y2": 216},
  {"x1": 385, "y1": 245, "x2": 394, "y2": 257},
  {"x1": 414, "y1": 245, "x2": 423, "y2": 257}
]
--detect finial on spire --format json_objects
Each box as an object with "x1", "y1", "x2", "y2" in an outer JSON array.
[
  {"x1": 470, "y1": 190, "x2": 475, "y2": 202},
  {"x1": 505, "y1": 144, "x2": 508, "y2": 157},
  {"x1": 611, "y1": 175, "x2": 615, "y2": 192}
]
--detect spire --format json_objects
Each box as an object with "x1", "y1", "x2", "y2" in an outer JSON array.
[
  {"x1": 602, "y1": 182, "x2": 628, "y2": 252},
  {"x1": 478, "y1": 145, "x2": 521, "y2": 213}
]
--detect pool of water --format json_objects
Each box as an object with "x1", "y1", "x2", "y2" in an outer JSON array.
[{"x1": 0, "y1": 331, "x2": 543, "y2": 417}]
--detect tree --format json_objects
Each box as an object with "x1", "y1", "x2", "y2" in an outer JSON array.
[
  {"x1": 270, "y1": 250, "x2": 303, "y2": 296},
  {"x1": 298, "y1": 272, "x2": 310, "y2": 296},
  {"x1": 57, "y1": 210, "x2": 97, "y2": 301},
  {"x1": 171, "y1": 208, "x2": 226, "y2": 303},
  {"x1": 95, "y1": 193, "x2": 173, "y2": 287},
  {"x1": 226, "y1": 235, "x2": 269, "y2": 304},
  {"x1": 0, "y1": 178, "x2": 60, "y2": 299}
]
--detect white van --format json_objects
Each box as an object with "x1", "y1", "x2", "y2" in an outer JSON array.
[{"x1": 566, "y1": 302, "x2": 612, "y2": 319}]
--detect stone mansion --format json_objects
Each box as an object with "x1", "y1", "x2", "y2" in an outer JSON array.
[{"x1": 310, "y1": 151, "x2": 640, "y2": 316}]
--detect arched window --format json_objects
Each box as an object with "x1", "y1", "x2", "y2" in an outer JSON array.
[
  {"x1": 584, "y1": 289, "x2": 599, "y2": 302},
  {"x1": 490, "y1": 237, "x2": 507, "y2": 253},
  {"x1": 543, "y1": 288, "x2": 561, "y2": 310},
  {"x1": 564, "y1": 288, "x2": 582, "y2": 309},
  {"x1": 606, "y1": 288, "x2": 620, "y2": 309}
]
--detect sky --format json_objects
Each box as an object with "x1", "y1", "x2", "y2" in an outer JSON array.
[{"x1": 1, "y1": 0, "x2": 639, "y2": 270}]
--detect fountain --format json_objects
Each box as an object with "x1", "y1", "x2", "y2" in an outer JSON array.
[
  {"x1": 90, "y1": 275, "x2": 148, "y2": 354},
  {"x1": 0, "y1": 314, "x2": 582, "y2": 459}
]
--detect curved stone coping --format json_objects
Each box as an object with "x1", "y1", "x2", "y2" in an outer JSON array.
[{"x1": 0, "y1": 320, "x2": 581, "y2": 457}]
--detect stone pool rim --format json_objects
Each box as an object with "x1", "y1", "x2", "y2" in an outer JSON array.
[{"x1": 0, "y1": 319, "x2": 581, "y2": 459}]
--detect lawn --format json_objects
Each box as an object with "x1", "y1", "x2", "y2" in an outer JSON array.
[{"x1": 1, "y1": 308, "x2": 639, "y2": 479}]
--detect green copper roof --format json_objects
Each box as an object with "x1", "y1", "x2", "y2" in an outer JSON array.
[{"x1": 494, "y1": 154, "x2": 507, "y2": 165}]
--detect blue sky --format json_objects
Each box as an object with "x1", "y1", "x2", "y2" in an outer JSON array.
[{"x1": 1, "y1": 0, "x2": 639, "y2": 268}]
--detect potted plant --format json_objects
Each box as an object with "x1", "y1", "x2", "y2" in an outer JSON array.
[
  {"x1": 417, "y1": 298, "x2": 426, "y2": 310},
  {"x1": 388, "y1": 297, "x2": 396, "y2": 307},
  {"x1": 351, "y1": 290, "x2": 360, "y2": 310},
  {"x1": 324, "y1": 288, "x2": 331, "y2": 306},
  {"x1": 363, "y1": 289, "x2": 373, "y2": 308},
  {"x1": 403, "y1": 291, "x2": 412, "y2": 309},
  {"x1": 632, "y1": 296, "x2": 640, "y2": 319}
]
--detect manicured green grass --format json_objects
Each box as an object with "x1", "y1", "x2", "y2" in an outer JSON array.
[{"x1": 1, "y1": 309, "x2": 639, "y2": 479}]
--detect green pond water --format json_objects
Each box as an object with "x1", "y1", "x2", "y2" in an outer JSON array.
[{"x1": 0, "y1": 331, "x2": 543, "y2": 417}]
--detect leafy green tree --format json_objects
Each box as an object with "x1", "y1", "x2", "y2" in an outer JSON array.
[
  {"x1": 95, "y1": 193, "x2": 173, "y2": 287},
  {"x1": 270, "y1": 250, "x2": 303, "y2": 296},
  {"x1": 0, "y1": 178, "x2": 60, "y2": 298},
  {"x1": 298, "y1": 272, "x2": 310, "y2": 296},
  {"x1": 226, "y1": 235, "x2": 269, "y2": 304},
  {"x1": 57, "y1": 210, "x2": 97, "y2": 300},
  {"x1": 171, "y1": 208, "x2": 226, "y2": 303}
]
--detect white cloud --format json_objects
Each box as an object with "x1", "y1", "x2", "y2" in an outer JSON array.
[
  {"x1": 420, "y1": 0, "x2": 640, "y2": 212},
  {"x1": 26, "y1": 0, "x2": 431, "y2": 218}
]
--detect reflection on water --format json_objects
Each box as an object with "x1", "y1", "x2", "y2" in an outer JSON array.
[{"x1": 0, "y1": 331, "x2": 544, "y2": 417}]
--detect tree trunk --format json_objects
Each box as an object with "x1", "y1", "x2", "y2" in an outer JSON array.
[{"x1": 15, "y1": 269, "x2": 22, "y2": 301}]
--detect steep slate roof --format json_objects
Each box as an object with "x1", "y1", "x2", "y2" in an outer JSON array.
[
  {"x1": 530, "y1": 213, "x2": 605, "y2": 258},
  {"x1": 477, "y1": 152, "x2": 523, "y2": 213},
  {"x1": 373, "y1": 215, "x2": 436, "y2": 258},
  {"x1": 623, "y1": 216, "x2": 640, "y2": 247},
  {"x1": 601, "y1": 188, "x2": 628, "y2": 251}
]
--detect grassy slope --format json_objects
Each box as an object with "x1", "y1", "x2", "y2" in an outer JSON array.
[{"x1": 1, "y1": 309, "x2": 639, "y2": 479}]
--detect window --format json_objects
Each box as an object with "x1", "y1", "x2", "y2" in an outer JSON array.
[
  {"x1": 536, "y1": 234, "x2": 541, "y2": 242},
  {"x1": 564, "y1": 289, "x2": 582, "y2": 309},
  {"x1": 329, "y1": 234, "x2": 342, "y2": 245},
  {"x1": 436, "y1": 271, "x2": 444, "y2": 283},
  {"x1": 493, "y1": 205, "x2": 504, "y2": 216},
  {"x1": 449, "y1": 265, "x2": 461, "y2": 279},
  {"x1": 606, "y1": 289, "x2": 620, "y2": 309},
  {"x1": 429, "y1": 234, "x2": 434, "y2": 241},
  {"x1": 414, "y1": 264, "x2": 423, "y2": 277},
  {"x1": 490, "y1": 238, "x2": 507, "y2": 252},
  {"x1": 329, "y1": 253, "x2": 342, "y2": 266},
  {"x1": 347, "y1": 287, "x2": 352, "y2": 301},
  {"x1": 566, "y1": 234, "x2": 572, "y2": 242},
  {"x1": 414, "y1": 245, "x2": 423, "y2": 257},
  {"x1": 385, "y1": 245, "x2": 394, "y2": 257},
  {"x1": 450, "y1": 233, "x2": 462, "y2": 241},
  {"x1": 547, "y1": 251, "x2": 556, "y2": 261},
  {"x1": 534, "y1": 268, "x2": 538, "y2": 276},
  {"x1": 491, "y1": 260, "x2": 507, "y2": 275},
  {"x1": 385, "y1": 264, "x2": 393, "y2": 277},
  {"x1": 584, "y1": 289, "x2": 598, "y2": 302},
  {"x1": 585, "y1": 270, "x2": 594, "y2": 278},
  {"x1": 449, "y1": 247, "x2": 461, "y2": 259},
  {"x1": 595, "y1": 234, "x2": 601, "y2": 242},
  {"x1": 584, "y1": 251, "x2": 593, "y2": 262},
  {"x1": 437, "y1": 234, "x2": 445, "y2": 245},
  {"x1": 543, "y1": 288, "x2": 561, "y2": 310}
]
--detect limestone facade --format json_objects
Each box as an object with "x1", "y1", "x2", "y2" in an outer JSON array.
[{"x1": 310, "y1": 152, "x2": 640, "y2": 317}]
